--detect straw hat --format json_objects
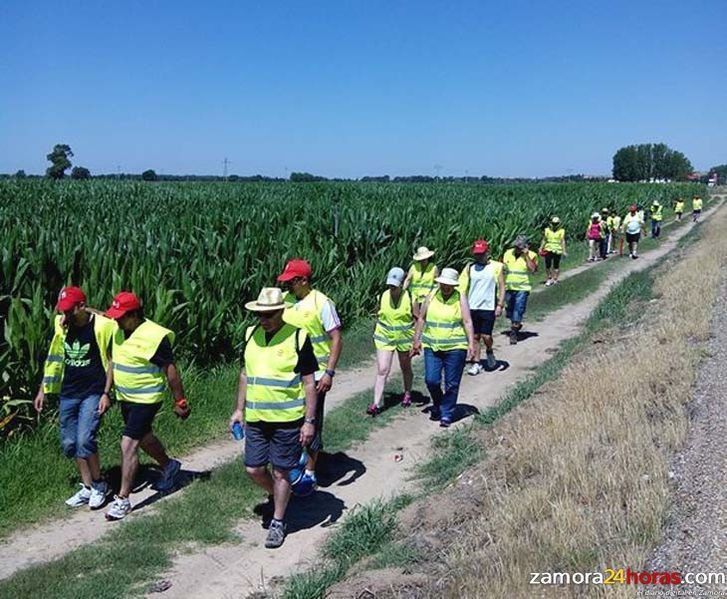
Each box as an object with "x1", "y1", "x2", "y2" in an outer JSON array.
[
  {"x1": 245, "y1": 287, "x2": 286, "y2": 312},
  {"x1": 434, "y1": 267, "x2": 459, "y2": 286},
  {"x1": 412, "y1": 246, "x2": 435, "y2": 261}
]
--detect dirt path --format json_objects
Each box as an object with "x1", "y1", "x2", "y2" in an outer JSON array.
[
  {"x1": 154, "y1": 200, "x2": 724, "y2": 599},
  {"x1": 647, "y1": 274, "x2": 727, "y2": 590}
]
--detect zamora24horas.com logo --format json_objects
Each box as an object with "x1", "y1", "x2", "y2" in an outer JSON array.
[
  {"x1": 64, "y1": 340, "x2": 91, "y2": 368},
  {"x1": 530, "y1": 568, "x2": 726, "y2": 587}
]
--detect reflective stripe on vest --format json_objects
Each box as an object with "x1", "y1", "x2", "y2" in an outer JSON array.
[
  {"x1": 409, "y1": 263, "x2": 436, "y2": 301},
  {"x1": 544, "y1": 228, "x2": 564, "y2": 253},
  {"x1": 374, "y1": 290, "x2": 414, "y2": 349},
  {"x1": 244, "y1": 324, "x2": 306, "y2": 423},
  {"x1": 423, "y1": 290, "x2": 468, "y2": 352},
  {"x1": 283, "y1": 289, "x2": 333, "y2": 376},
  {"x1": 503, "y1": 249, "x2": 535, "y2": 292},
  {"x1": 652, "y1": 206, "x2": 663, "y2": 221},
  {"x1": 42, "y1": 314, "x2": 117, "y2": 395},
  {"x1": 112, "y1": 320, "x2": 173, "y2": 405}
]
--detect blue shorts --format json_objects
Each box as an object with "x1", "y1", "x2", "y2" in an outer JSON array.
[
  {"x1": 59, "y1": 394, "x2": 102, "y2": 459},
  {"x1": 244, "y1": 420, "x2": 303, "y2": 472},
  {"x1": 505, "y1": 290, "x2": 530, "y2": 323}
]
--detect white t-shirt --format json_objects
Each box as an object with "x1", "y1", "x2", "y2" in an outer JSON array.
[
  {"x1": 320, "y1": 299, "x2": 341, "y2": 333},
  {"x1": 624, "y1": 214, "x2": 642, "y2": 234},
  {"x1": 467, "y1": 263, "x2": 501, "y2": 311}
]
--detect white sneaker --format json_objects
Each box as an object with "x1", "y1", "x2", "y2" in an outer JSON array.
[
  {"x1": 89, "y1": 480, "x2": 109, "y2": 510},
  {"x1": 545, "y1": 279, "x2": 554, "y2": 287},
  {"x1": 105, "y1": 495, "x2": 133, "y2": 521},
  {"x1": 466, "y1": 363, "x2": 481, "y2": 376},
  {"x1": 65, "y1": 484, "x2": 91, "y2": 507}
]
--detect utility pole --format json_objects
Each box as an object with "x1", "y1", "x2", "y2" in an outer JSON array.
[{"x1": 222, "y1": 157, "x2": 230, "y2": 181}]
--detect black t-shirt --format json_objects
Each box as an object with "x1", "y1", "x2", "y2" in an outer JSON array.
[
  {"x1": 60, "y1": 315, "x2": 107, "y2": 398},
  {"x1": 123, "y1": 322, "x2": 174, "y2": 370},
  {"x1": 243, "y1": 326, "x2": 318, "y2": 376}
]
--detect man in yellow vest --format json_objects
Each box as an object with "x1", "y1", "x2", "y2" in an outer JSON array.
[
  {"x1": 650, "y1": 200, "x2": 664, "y2": 238},
  {"x1": 229, "y1": 287, "x2": 317, "y2": 548},
  {"x1": 502, "y1": 235, "x2": 538, "y2": 345},
  {"x1": 104, "y1": 292, "x2": 190, "y2": 521},
  {"x1": 692, "y1": 195, "x2": 703, "y2": 222},
  {"x1": 33, "y1": 286, "x2": 116, "y2": 510},
  {"x1": 278, "y1": 259, "x2": 342, "y2": 490},
  {"x1": 673, "y1": 198, "x2": 685, "y2": 221}
]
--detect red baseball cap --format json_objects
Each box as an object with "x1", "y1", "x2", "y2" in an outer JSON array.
[
  {"x1": 56, "y1": 286, "x2": 86, "y2": 312},
  {"x1": 277, "y1": 259, "x2": 312, "y2": 282},
  {"x1": 105, "y1": 291, "x2": 142, "y2": 319},
  {"x1": 472, "y1": 239, "x2": 489, "y2": 254}
]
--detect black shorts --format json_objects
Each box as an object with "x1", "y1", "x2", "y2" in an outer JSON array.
[
  {"x1": 693, "y1": 209, "x2": 702, "y2": 214},
  {"x1": 120, "y1": 402, "x2": 161, "y2": 440},
  {"x1": 244, "y1": 419, "x2": 303, "y2": 471},
  {"x1": 544, "y1": 253, "x2": 562, "y2": 269},
  {"x1": 626, "y1": 232, "x2": 641, "y2": 244},
  {"x1": 470, "y1": 309, "x2": 496, "y2": 335}
]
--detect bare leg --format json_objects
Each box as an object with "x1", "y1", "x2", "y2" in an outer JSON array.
[
  {"x1": 85, "y1": 453, "x2": 102, "y2": 481},
  {"x1": 483, "y1": 334, "x2": 494, "y2": 352},
  {"x1": 119, "y1": 436, "x2": 141, "y2": 498},
  {"x1": 139, "y1": 433, "x2": 170, "y2": 468},
  {"x1": 271, "y1": 468, "x2": 293, "y2": 521},
  {"x1": 553, "y1": 268, "x2": 560, "y2": 282},
  {"x1": 373, "y1": 349, "x2": 395, "y2": 407},
  {"x1": 246, "y1": 466, "x2": 275, "y2": 496},
  {"x1": 472, "y1": 333, "x2": 483, "y2": 363},
  {"x1": 397, "y1": 350, "x2": 413, "y2": 392},
  {"x1": 76, "y1": 458, "x2": 93, "y2": 487}
]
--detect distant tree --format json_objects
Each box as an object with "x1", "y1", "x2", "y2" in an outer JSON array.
[
  {"x1": 290, "y1": 171, "x2": 327, "y2": 182},
  {"x1": 612, "y1": 143, "x2": 692, "y2": 182},
  {"x1": 14, "y1": 169, "x2": 26, "y2": 179},
  {"x1": 141, "y1": 169, "x2": 158, "y2": 182},
  {"x1": 46, "y1": 144, "x2": 74, "y2": 179},
  {"x1": 70, "y1": 166, "x2": 91, "y2": 180}
]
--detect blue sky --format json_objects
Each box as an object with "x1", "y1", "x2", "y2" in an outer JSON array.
[{"x1": 1, "y1": 0, "x2": 725, "y2": 178}]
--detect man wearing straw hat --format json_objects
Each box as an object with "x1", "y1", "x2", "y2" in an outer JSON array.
[
  {"x1": 230, "y1": 287, "x2": 318, "y2": 549},
  {"x1": 403, "y1": 246, "x2": 439, "y2": 309}
]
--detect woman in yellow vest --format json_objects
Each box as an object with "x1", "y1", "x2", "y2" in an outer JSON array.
[
  {"x1": 403, "y1": 246, "x2": 439, "y2": 310},
  {"x1": 538, "y1": 217, "x2": 567, "y2": 286},
  {"x1": 33, "y1": 286, "x2": 116, "y2": 510},
  {"x1": 229, "y1": 287, "x2": 318, "y2": 549},
  {"x1": 692, "y1": 195, "x2": 703, "y2": 222},
  {"x1": 103, "y1": 291, "x2": 191, "y2": 521},
  {"x1": 650, "y1": 200, "x2": 664, "y2": 238},
  {"x1": 368, "y1": 267, "x2": 416, "y2": 415},
  {"x1": 502, "y1": 235, "x2": 539, "y2": 345},
  {"x1": 412, "y1": 268, "x2": 475, "y2": 428},
  {"x1": 673, "y1": 197, "x2": 685, "y2": 221}
]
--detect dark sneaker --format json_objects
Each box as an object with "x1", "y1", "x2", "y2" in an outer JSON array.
[
  {"x1": 429, "y1": 409, "x2": 441, "y2": 421},
  {"x1": 439, "y1": 419, "x2": 451, "y2": 428},
  {"x1": 366, "y1": 403, "x2": 382, "y2": 416},
  {"x1": 156, "y1": 459, "x2": 182, "y2": 493},
  {"x1": 401, "y1": 392, "x2": 412, "y2": 408},
  {"x1": 265, "y1": 520, "x2": 286, "y2": 549},
  {"x1": 509, "y1": 330, "x2": 518, "y2": 345},
  {"x1": 485, "y1": 351, "x2": 497, "y2": 370}
]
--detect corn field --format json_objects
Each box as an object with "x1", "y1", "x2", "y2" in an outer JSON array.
[{"x1": 0, "y1": 179, "x2": 703, "y2": 435}]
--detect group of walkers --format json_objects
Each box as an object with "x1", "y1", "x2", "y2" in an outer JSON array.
[{"x1": 35, "y1": 192, "x2": 705, "y2": 549}]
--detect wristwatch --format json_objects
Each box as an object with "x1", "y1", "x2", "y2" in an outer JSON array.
[
  {"x1": 325, "y1": 369, "x2": 336, "y2": 378},
  {"x1": 304, "y1": 417, "x2": 316, "y2": 425}
]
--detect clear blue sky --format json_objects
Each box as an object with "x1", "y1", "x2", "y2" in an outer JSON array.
[{"x1": 1, "y1": 0, "x2": 725, "y2": 178}]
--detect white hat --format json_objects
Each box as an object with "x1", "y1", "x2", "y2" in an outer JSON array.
[
  {"x1": 591, "y1": 212, "x2": 600, "y2": 219},
  {"x1": 245, "y1": 287, "x2": 286, "y2": 312},
  {"x1": 412, "y1": 246, "x2": 435, "y2": 261},
  {"x1": 434, "y1": 267, "x2": 459, "y2": 286},
  {"x1": 386, "y1": 267, "x2": 405, "y2": 287}
]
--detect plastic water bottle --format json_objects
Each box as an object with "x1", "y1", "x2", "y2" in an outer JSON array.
[{"x1": 231, "y1": 421, "x2": 244, "y2": 441}]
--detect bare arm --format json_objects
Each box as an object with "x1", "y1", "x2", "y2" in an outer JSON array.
[
  {"x1": 163, "y1": 363, "x2": 185, "y2": 402},
  {"x1": 525, "y1": 251, "x2": 538, "y2": 272},
  {"x1": 411, "y1": 298, "x2": 430, "y2": 355},
  {"x1": 98, "y1": 361, "x2": 114, "y2": 415},
  {"x1": 299, "y1": 373, "x2": 317, "y2": 445},
  {"x1": 230, "y1": 369, "x2": 247, "y2": 427},
  {"x1": 460, "y1": 294, "x2": 475, "y2": 359},
  {"x1": 402, "y1": 268, "x2": 413, "y2": 290},
  {"x1": 496, "y1": 268, "x2": 506, "y2": 317},
  {"x1": 317, "y1": 327, "x2": 342, "y2": 393}
]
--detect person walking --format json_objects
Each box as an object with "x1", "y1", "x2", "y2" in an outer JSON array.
[
  {"x1": 622, "y1": 204, "x2": 646, "y2": 259},
  {"x1": 586, "y1": 214, "x2": 603, "y2": 262},
  {"x1": 650, "y1": 200, "x2": 664, "y2": 238},
  {"x1": 412, "y1": 268, "x2": 475, "y2": 428},
  {"x1": 459, "y1": 239, "x2": 505, "y2": 374},
  {"x1": 674, "y1": 198, "x2": 685, "y2": 222},
  {"x1": 368, "y1": 267, "x2": 416, "y2": 415},
  {"x1": 278, "y1": 258, "x2": 342, "y2": 490},
  {"x1": 33, "y1": 286, "x2": 116, "y2": 510},
  {"x1": 403, "y1": 247, "x2": 439, "y2": 311},
  {"x1": 229, "y1": 288, "x2": 317, "y2": 549},
  {"x1": 692, "y1": 195, "x2": 703, "y2": 222},
  {"x1": 502, "y1": 236, "x2": 538, "y2": 345},
  {"x1": 539, "y1": 217, "x2": 567, "y2": 286},
  {"x1": 598, "y1": 209, "x2": 610, "y2": 259},
  {"x1": 103, "y1": 292, "x2": 190, "y2": 521}
]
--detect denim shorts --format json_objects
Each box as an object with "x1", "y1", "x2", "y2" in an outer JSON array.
[
  {"x1": 59, "y1": 394, "x2": 102, "y2": 459},
  {"x1": 505, "y1": 290, "x2": 530, "y2": 323}
]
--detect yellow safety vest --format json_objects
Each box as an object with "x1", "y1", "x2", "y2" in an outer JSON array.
[
  {"x1": 43, "y1": 314, "x2": 117, "y2": 394},
  {"x1": 611, "y1": 215, "x2": 622, "y2": 230},
  {"x1": 373, "y1": 290, "x2": 414, "y2": 351},
  {"x1": 693, "y1": 198, "x2": 703, "y2": 210},
  {"x1": 112, "y1": 320, "x2": 174, "y2": 404},
  {"x1": 675, "y1": 201, "x2": 685, "y2": 212},
  {"x1": 422, "y1": 290, "x2": 468, "y2": 352},
  {"x1": 244, "y1": 324, "x2": 306, "y2": 423},
  {"x1": 543, "y1": 227, "x2": 565, "y2": 253},
  {"x1": 651, "y1": 205, "x2": 663, "y2": 221},
  {"x1": 283, "y1": 289, "x2": 332, "y2": 376},
  {"x1": 408, "y1": 262, "x2": 437, "y2": 303},
  {"x1": 503, "y1": 249, "x2": 537, "y2": 292}
]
